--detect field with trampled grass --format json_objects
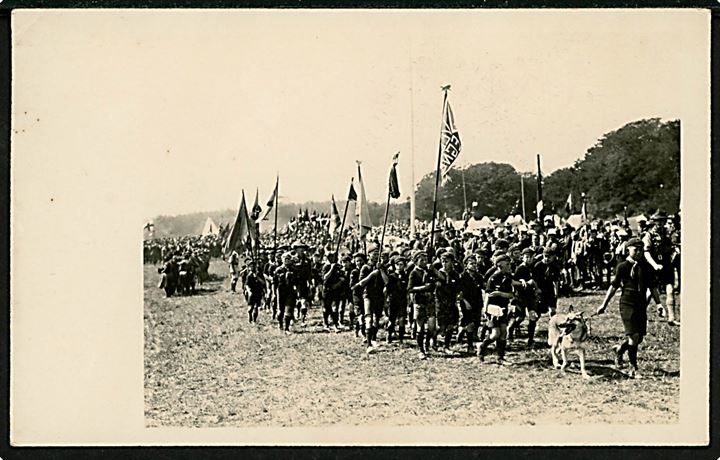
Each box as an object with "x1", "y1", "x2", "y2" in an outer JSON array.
[{"x1": 144, "y1": 260, "x2": 680, "y2": 427}]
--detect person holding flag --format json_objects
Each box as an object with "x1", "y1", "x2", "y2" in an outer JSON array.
[{"x1": 430, "y1": 85, "x2": 461, "y2": 252}]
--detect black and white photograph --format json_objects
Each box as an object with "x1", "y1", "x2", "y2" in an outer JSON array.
[{"x1": 9, "y1": 8, "x2": 711, "y2": 445}]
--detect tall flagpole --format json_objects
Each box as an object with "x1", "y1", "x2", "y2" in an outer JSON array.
[
  {"x1": 462, "y1": 167, "x2": 468, "y2": 215},
  {"x1": 273, "y1": 173, "x2": 279, "y2": 256},
  {"x1": 334, "y1": 179, "x2": 353, "y2": 257},
  {"x1": 409, "y1": 44, "x2": 416, "y2": 239},
  {"x1": 379, "y1": 186, "x2": 392, "y2": 263},
  {"x1": 520, "y1": 175, "x2": 526, "y2": 222},
  {"x1": 430, "y1": 86, "x2": 450, "y2": 252}
]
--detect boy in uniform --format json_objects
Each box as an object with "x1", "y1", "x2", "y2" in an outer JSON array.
[
  {"x1": 597, "y1": 238, "x2": 664, "y2": 378},
  {"x1": 353, "y1": 246, "x2": 388, "y2": 353},
  {"x1": 478, "y1": 254, "x2": 515, "y2": 365},
  {"x1": 386, "y1": 255, "x2": 409, "y2": 343},
  {"x1": 458, "y1": 254, "x2": 484, "y2": 354},
  {"x1": 435, "y1": 249, "x2": 461, "y2": 355},
  {"x1": 274, "y1": 252, "x2": 297, "y2": 334},
  {"x1": 407, "y1": 250, "x2": 437, "y2": 359}
]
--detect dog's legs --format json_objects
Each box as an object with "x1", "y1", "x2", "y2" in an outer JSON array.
[
  {"x1": 550, "y1": 345, "x2": 561, "y2": 369},
  {"x1": 560, "y1": 347, "x2": 568, "y2": 371},
  {"x1": 578, "y1": 349, "x2": 590, "y2": 379}
]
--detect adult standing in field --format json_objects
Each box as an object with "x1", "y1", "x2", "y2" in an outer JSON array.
[
  {"x1": 596, "y1": 237, "x2": 665, "y2": 379},
  {"x1": 408, "y1": 250, "x2": 437, "y2": 359}
]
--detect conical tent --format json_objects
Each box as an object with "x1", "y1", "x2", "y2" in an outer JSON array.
[
  {"x1": 477, "y1": 216, "x2": 494, "y2": 229},
  {"x1": 202, "y1": 217, "x2": 219, "y2": 236}
]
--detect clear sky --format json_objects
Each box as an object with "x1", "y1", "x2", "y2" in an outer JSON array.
[{"x1": 11, "y1": 9, "x2": 703, "y2": 219}]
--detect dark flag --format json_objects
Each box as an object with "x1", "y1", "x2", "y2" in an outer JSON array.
[
  {"x1": 329, "y1": 195, "x2": 341, "y2": 236},
  {"x1": 251, "y1": 188, "x2": 262, "y2": 221},
  {"x1": 440, "y1": 101, "x2": 461, "y2": 183},
  {"x1": 389, "y1": 152, "x2": 401, "y2": 199},
  {"x1": 224, "y1": 191, "x2": 252, "y2": 256},
  {"x1": 347, "y1": 180, "x2": 358, "y2": 202}
]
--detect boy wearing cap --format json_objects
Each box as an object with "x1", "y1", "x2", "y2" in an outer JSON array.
[
  {"x1": 458, "y1": 255, "x2": 484, "y2": 354},
  {"x1": 353, "y1": 247, "x2": 388, "y2": 353},
  {"x1": 408, "y1": 250, "x2": 436, "y2": 359},
  {"x1": 532, "y1": 248, "x2": 560, "y2": 318},
  {"x1": 244, "y1": 261, "x2": 266, "y2": 324},
  {"x1": 275, "y1": 252, "x2": 298, "y2": 333},
  {"x1": 478, "y1": 253, "x2": 514, "y2": 364},
  {"x1": 386, "y1": 255, "x2": 409, "y2": 343},
  {"x1": 510, "y1": 247, "x2": 537, "y2": 346},
  {"x1": 349, "y1": 253, "x2": 366, "y2": 337},
  {"x1": 435, "y1": 249, "x2": 461, "y2": 355},
  {"x1": 292, "y1": 242, "x2": 313, "y2": 326},
  {"x1": 321, "y1": 252, "x2": 343, "y2": 332},
  {"x1": 643, "y1": 214, "x2": 679, "y2": 325},
  {"x1": 597, "y1": 237, "x2": 664, "y2": 378}
]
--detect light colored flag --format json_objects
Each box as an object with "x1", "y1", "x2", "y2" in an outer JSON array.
[
  {"x1": 261, "y1": 175, "x2": 279, "y2": 221},
  {"x1": 565, "y1": 193, "x2": 573, "y2": 214},
  {"x1": 356, "y1": 161, "x2": 373, "y2": 239}
]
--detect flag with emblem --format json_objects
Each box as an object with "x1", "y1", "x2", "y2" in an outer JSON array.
[
  {"x1": 329, "y1": 195, "x2": 341, "y2": 237},
  {"x1": 440, "y1": 100, "x2": 461, "y2": 183},
  {"x1": 251, "y1": 188, "x2": 262, "y2": 221}
]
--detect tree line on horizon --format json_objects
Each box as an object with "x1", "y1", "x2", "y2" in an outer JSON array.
[{"x1": 151, "y1": 118, "x2": 679, "y2": 238}]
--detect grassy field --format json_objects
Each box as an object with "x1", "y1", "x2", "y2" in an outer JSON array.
[{"x1": 144, "y1": 260, "x2": 680, "y2": 427}]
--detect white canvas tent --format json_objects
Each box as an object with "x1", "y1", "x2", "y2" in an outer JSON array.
[
  {"x1": 627, "y1": 214, "x2": 648, "y2": 233},
  {"x1": 566, "y1": 214, "x2": 585, "y2": 229},
  {"x1": 202, "y1": 217, "x2": 220, "y2": 236},
  {"x1": 504, "y1": 214, "x2": 525, "y2": 227}
]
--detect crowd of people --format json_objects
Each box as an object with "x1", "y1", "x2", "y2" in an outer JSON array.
[
  {"x1": 147, "y1": 235, "x2": 224, "y2": 297},
  {"x1": 218, "y1": 209, "x2": 680, "y2": 378}
]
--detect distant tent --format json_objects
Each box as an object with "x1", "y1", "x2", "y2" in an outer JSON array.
[
  {"x1": 478, "y1": 216, "x2": 494, "y2": 229},
  {"x1": 202, "y1": 217, "x2": 219, "y2": 236},
  {"x1": 566, "y1": 214, "x2": 585, "y2": 229},
  {"x1": 504, "y1": 214, "x2": 525, "y2": 227},
  {"x1": 627, "y1": 214, "x2": 648, "y2": 233}
]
